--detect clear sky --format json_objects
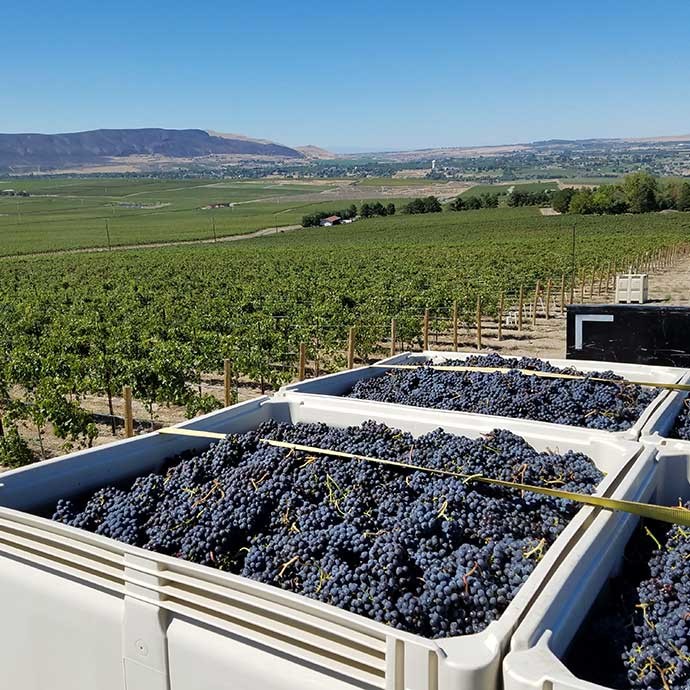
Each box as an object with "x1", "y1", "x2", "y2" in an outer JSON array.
[{"x1": 2, "y1": 0, "x2": 689, "y2": 152}]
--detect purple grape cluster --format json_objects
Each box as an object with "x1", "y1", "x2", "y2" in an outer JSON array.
[
  {"x1": 346, "y1": 353, "x2": 656, "y2": 432},
  {"x1": 624, "y1": 513, "x2": 690, "y2": 690},
  {"x1": 670, "y1": 399, "x2": 690, "y2": 440},
  {"x1": 51, "y1": 420, "x2": 603, "y2": 639}
]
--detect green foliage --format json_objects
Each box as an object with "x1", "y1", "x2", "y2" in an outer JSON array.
[
  {"x1": 661, "y1": 180, "x2": 690, "y2": 212},
  {"x1": 185, "y1": 393, "x2": 223, "y2": 419},
  {"x1": 678, "y1": 183, "x2": 690, "y2": 212},
  {"x1": 507, "y1": 189, "x2": 554, "y2": 207},
  {"x1": 0, "y1": 424, "x2": 34, "y2": 468},
  {"x1": 591, "y1": 185, "x2": 629, "y2": 214},
  {"x1": 402, "y1": 196, "x2": 442, "y2": 214},
  {"x1": 449, "y1": 193, "x2": 499, "y2": 211},
  {"x1": 7, "y1": 380, "x2": 98, "y2": 456},
  {"x1": 623, "y1": 172, "x2": 659, "y2": 213},
  {"x1": 449, "y1": 196, "x2": 466, "y2": 211},
  {"x1": 360, "y1": 202, "x2": 391, "y2": 219},
  {"x1": 568, "y1": 188, "x2": 596, "y2": 215},
  {"x1": 560, "y1": 173, "x2": 689, "y2": 216},
  {"x1": 552, "y1": 188, "x2": 576, "y2": 214},
  {"x1": 302, "y1": 205, "x2": 358, "y2": 227}
]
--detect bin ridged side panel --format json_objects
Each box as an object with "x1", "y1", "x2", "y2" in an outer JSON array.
[
  {"x1": 0, "y1": 554, "x2": 124, "y2": 690},
  {"x1": 167, "y1": 617, "x2": 376, "y2": 690}
]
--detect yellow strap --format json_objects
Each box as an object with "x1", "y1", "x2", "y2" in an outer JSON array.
[
  {"x1": 262, "y1": 439, "x2": 690, "y2": 527},
  {"x1": 372, "y1": 363, "x2": 690, "y2": 392},
  {"x1": 157, "y1": 427, "x2": 690, "y2": 527}
]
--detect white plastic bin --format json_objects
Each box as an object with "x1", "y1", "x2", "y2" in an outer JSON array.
[
  {"x1": 640, "y1": 370, "x2": 690, "y2": 442},
  {"x1": 278, "y1": 350, "x2": 687, "y2": 440},
  {"x1": 0, "y1": 395, "x2": 650, "y2": 690},
  {"x1": 615, "y1": 273, "x2": 649, "y2": 304},
  {"x1": 503, "y1": 440, "x2": 689, "y2": 690}
]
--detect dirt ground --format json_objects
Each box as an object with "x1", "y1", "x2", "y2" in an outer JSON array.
[{"x1": 4, "y1": 253, "x2": 689, "y2": 468}]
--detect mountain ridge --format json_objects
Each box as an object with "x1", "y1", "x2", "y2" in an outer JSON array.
[{"x1": 0, "y1": 128, "x2": 305, "y2": 171}]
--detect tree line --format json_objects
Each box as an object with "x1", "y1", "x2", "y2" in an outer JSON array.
[
  {"x1": 301, "y1": 205, "x2": 358, "y2": 227},
  {"x1": 507, "y1": 189, "x2": 554, "y2": 207},
  {"x1": 361, "y1": 201, "x2": 396, "y2": 218},
  {"x1": 448, "y1": 188, "x2": 555, "y2": 212},
  {"x1": 302, "y1": 202, "x2": 396, "y2": 227},
  {"x1": 301, "y1": 172, "x2": 690, "y2": 227},
  {"x1": 449, "y1": 192, "x2": 499, "y2": 211},
  {"x1": 553, "y1": 172, "x2": 690, "y2": 215},
  {"x1": 401, "y1": 196, "x2": 443, "y2": 214}
]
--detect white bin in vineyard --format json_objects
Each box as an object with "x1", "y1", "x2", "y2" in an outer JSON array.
[
  {"x1": 615, "y1": 273, "x2": 649, "y2": 303},
  {"x1": 0, "y1": 395, "x2": 651, "y2": 690},
  {"x1": 278, "y1": 350, "x2": 688, "y2": 440},
  {"x1": 502, "y1": 440, "x2": 689, "y2": 690}
]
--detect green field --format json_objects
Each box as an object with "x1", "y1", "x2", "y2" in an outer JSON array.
[
  {"x1": 459, "y1": 181, "x2": 560, "y2": 198},
  {"x1": 354, "y1": 177, "x2": 447, "y2": 187},
  {"x1": 2, "y1": 176, "x2": 645, "y2": 257},
  {"x1": 0, "y1": 178, "x2": 414, "y2": 256}
]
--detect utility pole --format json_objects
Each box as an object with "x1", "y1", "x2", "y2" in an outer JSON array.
[
  {"x1": 212, "y1": 216, "x2": 217, "y2": 243},
  {"x1": 105, "y1": 220, "x2": 112, "y2": 251}
]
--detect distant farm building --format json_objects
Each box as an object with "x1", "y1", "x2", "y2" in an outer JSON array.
[
  {"x1": 201, "y1": 202, "x2": 235, "y2": 210},
  {"x1": 320, "y1": 215, "x2": 342, "y2": 227},
  {"x1": 1, "y1": 189, "x2": 16, "y2": 196}
]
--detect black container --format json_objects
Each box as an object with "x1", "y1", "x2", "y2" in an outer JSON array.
[{"x1": 566, "y1": 304, "x2": 690, "y2": 367}]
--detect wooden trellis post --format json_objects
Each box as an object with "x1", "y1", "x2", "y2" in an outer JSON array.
[
  {"x1": 123, "y1": 385, "x2": 134, "y2": 438},
  {"x1": 224, "y1": 359, "x2": 233, "y2": 406},
  {"x1": 347, "y1": 327, "x2": 356, "y2": 369},
  {"x1": 476, "y1": 296, "x2": 482, "y2": 350},
  {"x1": 532, "y1": 281, "x2": 540, "y2": 326},
  {"x1": 545, "y1": 279, "x2": 552, "y2": 319},
  {"x1": 560, "y1": 273, "x2": 566, "y2": 314},
  {"x1": 298, "y1": 343, "x2": 307, "y2": 382},
  {"x1": 497, "y1": 291, "x2": 504, "y2": 341},
  {"x1": 423, "y1": 308, "x2": 430, "y2": 351},
  {"x1": 452, "y1": 301, "x2": 459, "y2": 352},
  {"x1": 518, "y1": 286, "x2": 524, "y2": 332},
  {"x1": 580, "y1": 270, "x2": 585, "y2": 302},
  {"x1": 589, "y1": 269, "x2": 595, "y2": 299},
  {"x1": 390, "y1": 318, "x2": 397, "y2": 357}
]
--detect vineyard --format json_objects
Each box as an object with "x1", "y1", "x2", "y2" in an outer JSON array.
[{"x1": 1, "y1": 206, "x2": 689, "y2": 464}]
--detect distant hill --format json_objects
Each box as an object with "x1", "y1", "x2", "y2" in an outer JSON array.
[
  {"x1": 342, "y1": 134, "x2": 690, "y2": 161},
  {"x1": 0, "y1": 128, "x2": 305, "y2": 171},
  {"x1": 295, "y1": 145, "x2": 336, "y2": 160}
]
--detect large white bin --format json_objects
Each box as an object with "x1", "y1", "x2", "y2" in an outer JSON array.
[
  {"x1": 615, "y1": 273, "x2": 649, "y2": 304},
  {"x1": 503, "y1": 440, "x2": 689, "y2": 690},
  {"x1": 278, "y1": 350, "x2": 687, "y2": 440},
  {"x1": 0, "y1": 395, "x2": 650, "y2": 690},
  {"x1": 640, "y1": 371, "x2": 690, "y2": 442}
]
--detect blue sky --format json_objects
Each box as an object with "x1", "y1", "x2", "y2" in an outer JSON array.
[{"x1": 2, "y1": 1, "x2": 689, "y2": 152}]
